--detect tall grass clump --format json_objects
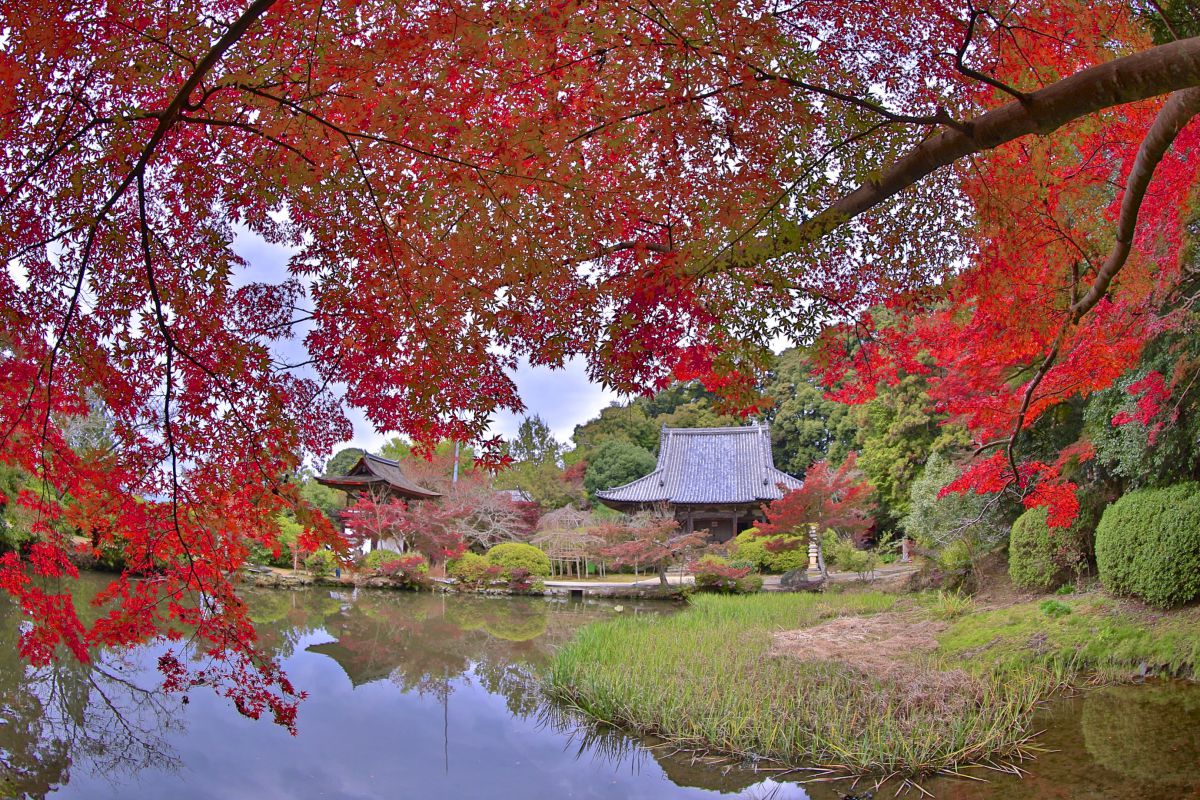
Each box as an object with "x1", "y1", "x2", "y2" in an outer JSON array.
[{"x1": 547, "y1": 593, "x2": 1055, "y2": 776}]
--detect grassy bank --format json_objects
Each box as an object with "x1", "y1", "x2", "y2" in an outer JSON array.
[{"x1": 546, "y1": 590, "x2": 1199, "y2": 777}]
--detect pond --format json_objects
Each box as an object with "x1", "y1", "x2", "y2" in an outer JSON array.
[{"x1": 1, "y1": 578, "x2": 1198, "y2": 799}]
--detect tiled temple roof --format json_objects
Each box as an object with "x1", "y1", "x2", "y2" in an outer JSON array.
[
  {"x1": 317, "y1": 453, "x2": 441, "y2": 499},
  {"x1": 596, "y1": 424, "x2": 801, "y2": 507}
]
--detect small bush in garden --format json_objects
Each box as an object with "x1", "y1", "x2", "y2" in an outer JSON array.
[
  {"x1": 1055, "y1": 583, "x2": 1075, "y2": 596},
  {"x1": 732, "y1": 529, "x2": 807, "y2": 573},
  {"x1": 361, "y1": 548, "x2": 404, "y2": 571},
  {"x1": 506, "y1": 567, "x2": 544, "y2": 593},
  {"x1": 729, "y1": 558, "x2": 757, "y2": 572},
  {"x1": 1095, "y1": 482, "x2": 1200, "y2": 608},
  {"x1": 937, "y1": 540, "x2": 973, "y2": 573},
  {"x1": 736, "y1": 574, "x2": 764, "y2": 593},
  {"x1": 692, "y1": 555, "x2": 755, "y2": 594},
  {"x1": 378, "y1": 553, "x2": 430, "y2": 590},
  {"x1": 826, "y1": 535, "x2": 877, "y2": 580},
  {"x1": 304, "y1": 549, "x2": 338, "y2": 579},
  {"x1": 485, "y1": 542, "x2": 552, "y2": 577},
  {"x1": 447, "y1": 552, "x2": 493, "y2": 587},
  {"x1": 1039, "y1": 599, "x2": 1072, "y2": 619},
  {"x1": 1008, "y1": 507, "x2": 1087, "y2": 592}
]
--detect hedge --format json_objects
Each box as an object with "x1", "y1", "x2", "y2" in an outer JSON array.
[
  {"x1": 485, "y1": 542, "x2": 552, "y2": 577},
  {"x1": 731, "y1": 529, "x2": 808, "y2": 573},
  {"x1": 1095, "y1": 482, "x2": 1200, "y2": 608},
  {"x1": 1008, "y1": 507, "x2": 1085, "y2": 591}
]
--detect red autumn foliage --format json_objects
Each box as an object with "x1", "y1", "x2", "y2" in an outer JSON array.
[
  {"x1": 1, "y1": 0, "x2": 1197, "y2": 728},
  {"x1": 341, "y1": 497, "x2": 466, "y2": 561},
  {"x1": 757, "y1": 454, "x2": 877, "y2": 547},
  {"x1": 599, "y1": 514, "x2": 708, "y2": 586}
]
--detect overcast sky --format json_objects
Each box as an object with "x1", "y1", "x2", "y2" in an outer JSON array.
[{"x1": 234, "y1": 228, "x2": 620, "y2": 459}]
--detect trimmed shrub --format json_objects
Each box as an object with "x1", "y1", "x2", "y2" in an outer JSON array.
[
  {"x1": 485, "y1": 542, "x2": 551, "y2": 577},
  {"x1": 691, "y1": 555, "x2": 759, "y2": 594},
  {"x1": 304, "y1": 549, "x2": 338, "y2": 579},
  {"x1": 361, "y1": 548, "x2": 404, "y2": 571},
  {"x1": 1095, "y1": 482, "x2": 1200, "y2": 608},
  {"x1": 1009, "y1": 507, "x2": 1073, "y2": 591},
  {"x1": 447, "y1": 552, "x2": 496, "y2": 587},
  {"x1": 732, "y1": 529, "x2": 807, "y2": 573}
]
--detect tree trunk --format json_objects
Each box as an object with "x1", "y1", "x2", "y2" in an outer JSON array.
[{"x1": 657, "y1": 564, "x2": 669, "y2": 587}]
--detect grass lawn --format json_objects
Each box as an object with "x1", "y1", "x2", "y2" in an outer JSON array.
[{"x1": 546, "y1": 588, "x2": 1200, "y2": 778}]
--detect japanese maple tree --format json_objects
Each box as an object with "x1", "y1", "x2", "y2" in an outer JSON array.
[
  {"x1": 340, "y1": 496, "x2": 466, "y2": 560},
  {"x1": 2, "y1": 0, "x2": 1199, "y2": 726},
  {"x1": 599, "y1": 513, "x2": 707, "y2": 586},
  {"x1": 758, "y1": 453, "x2": 877, "y2": 544}
]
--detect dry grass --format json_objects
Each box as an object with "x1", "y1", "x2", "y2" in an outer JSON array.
[{"x1": 547, "y1": 593, "x2": 1056, "y2": 777}]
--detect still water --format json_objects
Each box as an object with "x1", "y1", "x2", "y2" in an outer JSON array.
[{"x1": 1, "y1": 577, "x2": 1197, "y2": 799}]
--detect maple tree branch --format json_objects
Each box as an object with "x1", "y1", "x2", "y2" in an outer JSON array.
[
  {"x1": 955, "y1": 7, "x2": 1031, "y2": 103},
  {"x1": 706, "y1": 36, "x2": 1200, "y2": 276},
  {"x1": 1069, "y1": 86, "x2": 1200, "y2": 321},
  {"x1": 1000, "y1": 86, "x2": 1200, "y2": 478}
]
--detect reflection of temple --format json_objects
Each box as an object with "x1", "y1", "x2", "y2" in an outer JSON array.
[{"x1": 596, "y1": 424, "x2": 801, "y2": 542}]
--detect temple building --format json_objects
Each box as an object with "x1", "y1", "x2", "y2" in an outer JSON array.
[
  {"x1": 316, "y1": 453, "x2": 441, "y2": 554},
  {"x1": 316, "y1": 453, "x2": 441, "y2": 502},
  {"x1": 595, "y1": 423, "x2": 802, "y2": 542}
]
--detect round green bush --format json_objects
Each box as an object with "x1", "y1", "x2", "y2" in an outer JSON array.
[
  {"x1": 361, "y1": 548, "x2": 404, "y2": 571},
  {"x1": 1009, "y1": 507, "x2": 1070, "y2": 591},
  {"x1": 447, "y1": 552, "x2": 492, "y2": 584},
  {"x1": 304, "y1": 549, "x2": 338, "y2": 578},
  {"x1": 1095, "y1": 482, "x2": 1200, "y2": 608},
  {"x1": 485, "y1": 542, "x2": 551, "y2": 577}
]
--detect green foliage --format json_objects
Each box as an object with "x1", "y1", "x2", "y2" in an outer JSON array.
[
  {"x1": 937, "y1": 539, "x2": 973, "y2": 573},
  {"x1": 304, "y1": 548, "x2": 338, "y2": 578},
  {"x1": 361, "y1": 548, "x2": 404, "y2": 571},
  {"x1": 1055, "y1": 583, "x2": 1075, "y2": 595},
  {"x1": 485, "y1": 542, "x2": 552, "y2": 577},
  {"x1": 298, "y1": 476, "x2": 345, "y2": 528},
  {"x1": 1084, "y1": 364, "x2": 1200, "y2": 494},
  {"x1": 731, "y1": 529, "x2": 808, "y2": 573},
  {"x1": 824, "y1": 535, "x2": 877, "y2": 579},
  {"x1": 1038, "y1": 599, "x2": 1072, "y2": 619},
  {"x1": 494, "y1": 459, "x2": 585, "y2": 510},
  {"x1": 1095, "y1": 482, "x2": 1200, "y2": 608},
  {"x1": 507, "y1": 415, "x2": 562, "y2": 465},
  {"x1": 852, "y1": 371, "x2": 970, "y2": 525},
  {"x1": 324, "y1": 447, "x2": 365, "y2": 476},
  {"x1": 762, "y1": 347, "x2": 857, "y2": 476},
  {"x1": 1008, "y1": 507, "x2": 1086, "y2": 592},
  {"x1": 447, "y1": 552, "x2": 495, "y2": 586},
  {"x1": 902, "y1": 452, "x2": 1007, "y2": 553},
  {"x1": 571, "y1": 403, "x2": 659, "y2": 457},
  {"x1": 0, "y1": 462, "x2": 32, "y2": 553},
  {"x1": 582, "y1": 439, "x2": 656, "y2": 497}
]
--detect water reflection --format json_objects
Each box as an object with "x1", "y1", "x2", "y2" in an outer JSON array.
[
  {"x1": 0, "y1": 605, "x2": 182, "y2": 798},
  {"x1": 2, "y1": 580, "x2": 1197, "y2": 800}
]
